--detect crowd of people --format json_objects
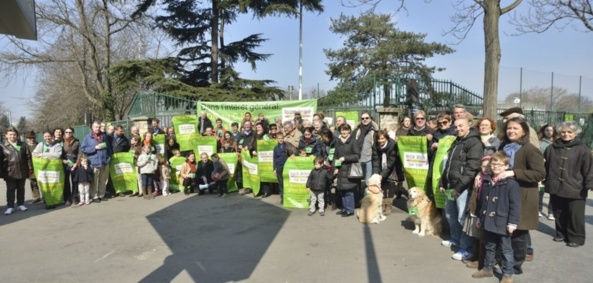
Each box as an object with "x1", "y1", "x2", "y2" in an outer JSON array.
[{"x1": 1, "y1": 105, "x2": 592, "y2": 282}]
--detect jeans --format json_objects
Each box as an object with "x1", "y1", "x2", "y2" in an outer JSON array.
[
  {"x1": 5, "y1": 179, "x2": 26, "y2": 208},
  {"x1": 484, "y1": 231, "x2": 514, "y2": 276},
  {"x1": 141, "y1": 174, "x2": 154, "y2": 187},
  {"x1": 218, "y1": 179, "x2": 229, "y2": 195},
  {"x1": 341, "y1": 189, "x2": 355, "y2": 213},
  {"x1": 444, "y1": 189, "x2": 473, "y2": 252},
  {"x1": 511, "y1": 230, "x2": 528, "y2": 274},
  {"x1": 309, "y1": 191, "x2": 325, "y2": 212},
  {"x1": 277, "y1": 166, "x2": 284, "y2": 198}
]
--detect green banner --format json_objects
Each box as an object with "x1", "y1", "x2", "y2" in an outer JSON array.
[
  {"x1": 172, "y1": 115, "x2": 198, "y2": 151},
  {"x1": 192, "y1": 135, "x2": 218, "y2": 157},
  {"x1": 33, "y1": 158, "x2": 65, "y2": 206},
  {"x1": 109, "y1": 152, "x2": 138, "y2": 194},
  {"x1": 335, "y1": 111, "x2": 359, "y2": 129},
  {"x1": 169, "y1": 156, "x2": 187, "y2": 192},
  {"x1": 153, "y1": 134, "x2": 166, "y2": 156},
  {"x1": 397, "y1": 136, "x2": 430, "y2": 193},
  {"x1": 241, "y1": 149, "x2": 260, "y2": 196},
  {"x1": 218, "y1": 153, "x2": 239, "y2": 193},
  {"x1": 197, "y1": 100, "x2": 317, "y2": 130},
  {"x1": 257, "y1": 139, "x2": 277, "y2": 183},
  {"x1": 431, "y1": 136, "x2": 456, "y2": 209},
  {"x1": 282, "y1": 156, "x2": 315, "y2": 208}
]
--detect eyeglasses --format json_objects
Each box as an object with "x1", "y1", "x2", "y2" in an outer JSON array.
[
  {"x1": 361, "y1": 117, "x2": 371, "y2": 120},
  {"x1": 438, "y1": 121, "x2": 449, "y2": 125},
  {"x1": 490, "y1": 163, "x2": 506, "y2": 168},
  {"x1": 415, "y1": 117, "x2": 425, "y2": 120}
]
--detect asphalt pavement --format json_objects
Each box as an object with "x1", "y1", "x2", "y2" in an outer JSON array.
[{"x1": 0, "y1": 180, "x2": 592, "y2": 283}]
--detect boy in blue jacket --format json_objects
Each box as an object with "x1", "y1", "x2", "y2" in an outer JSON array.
[
  {"x1": 473, "y1": 151, "x2": 521, "y2": 282},
  {"x1": 273, "y1": 133, "x2": 295, "y2": 204}
]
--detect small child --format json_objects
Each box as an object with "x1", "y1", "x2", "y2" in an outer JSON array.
[
  {"x1": 473, "y1": 152, "x2": 521, "y2": 281},
  {"x1": 220, "y1": 140, "x2": 236, "y2": 153},
  {"x1": 72, "y1": 156, "x2": 93, "y2": 205},
  {"x1": 137, "y1": 145, "x2": 158, "y2": 199},
  {"x1": 172, "y1": 149, "x2": 181, "y2": 157},
  {"x1": 297, "y1": 146, "x2": 307, "y2": 157},
  {"x1": 306, "y1": 156, "x2": 332, "y2": 216},
  {"x1": 211, "y1": 154, "x2": 231, "y2": 197},
  {"x1": 273, "y1": 133, "x2": 295, "y2": 205},
  {"x1": 159, "y1": 156, "x2": 171, "y2": 196}
]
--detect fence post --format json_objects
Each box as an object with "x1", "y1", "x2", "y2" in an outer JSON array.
[
  {"x1": 519, "y1": 67, "x2": 523, "y2": 108},
  {"x1": 549, "y1": 72, "x2": 554, "y2": 111}
]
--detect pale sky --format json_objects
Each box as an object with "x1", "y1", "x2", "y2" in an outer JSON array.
[{"x1": 2, "y1": 0, "x2": 592, "y2": 120}]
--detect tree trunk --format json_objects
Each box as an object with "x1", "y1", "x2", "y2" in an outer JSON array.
[
  {"x1": 482, "y1": 0, "x2": 502, "y2": 119},
  {"x1": 298, "y1": 0, "x2": 303, "y2": 100},
  {"x1": 102, "y1": 0, "x2": 115, "y2": 121},
  {"x1": 211, "y1": 0, "x2": 220, "y2": 84}
]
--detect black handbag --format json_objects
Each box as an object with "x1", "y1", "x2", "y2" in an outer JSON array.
[{"x1": 348, "y1": 162, "x2": 363, "y2": 179}]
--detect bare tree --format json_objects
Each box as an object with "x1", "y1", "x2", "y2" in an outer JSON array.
[
  {"x1": 513, "y1": 0, "x2": 593, "y2": 32},
  {"x1": 0, "y1": 0, "x2": 149, "y2": 122}
]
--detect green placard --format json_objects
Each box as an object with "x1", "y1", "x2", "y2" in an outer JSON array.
[
  {"x1": 109, "y1": 152, "x2": 138, "y2": 194},
  {"x1": 397, "y1": 136, "x2": 430, "y2": 193},
  {"x1": 564, "y1": 114, "x2": 574, "y2": 121},
  {"x1": 172, "y1": 115, "x2": 198, "y2": 151},
  {"x1": 33, "y1": 157, "x2": 65, "y2": 206},
  {"x1": 218, "y1": 153, "x2": 239, "y2": 193},
  {"x1": 191, "y1": 135, "x2": 218, "y2": 157},
  {"x1": 169, "y1": 156, "x2": 186, "y2": 192},
  {"x1": 153, "y1": 134, "x2": 166, "y2": 156},
  {"x1": 282, "y1": 156, "x2": 315, "y2": 208},
  {"x1": 197, "y1": 100, "x2": 317, "y2": 130},
  {"x1": 335, "y1": 111, "x2": 359, "y2": 129},
  {"x1": 241, "y1": 149, "x2": 260, "y2": 195},
  {"x1": 257, "y1": 139, "x2": 278, "y2": 183},
  {"x1": 431, "y1": 135, "x2": 456, "y2": 208}
]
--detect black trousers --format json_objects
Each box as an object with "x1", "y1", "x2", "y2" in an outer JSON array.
[
  {"x1": 510, "y1": 229, "x2": 529, "y2": 275},
  {"x1": 5, "y1": 179, "x2": 26, "y2": 208},
  {"x1": 551, "y1": 195, "x2": 586, "y2": 245}
]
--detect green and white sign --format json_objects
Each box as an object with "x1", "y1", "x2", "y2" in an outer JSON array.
[
  {"x1": 109, "y1": 152, "x2": 138, "y2": 194},
  {"x1": 33, "y1": 158, "x2": 65, "y2": 206},
  {"x1": 397, "y1": 136, "x2": 430, "y2": 193},
  {"x1": 431, "y1": 136, "x2": 456, "y2": 208},
  {"x1": 172, "y1": 115, "x2": 198, "y2": 151},
  {"x1": 282, "y1": 156, "x2": 315, "y2": 208}
]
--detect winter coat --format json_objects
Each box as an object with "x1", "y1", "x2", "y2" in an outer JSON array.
[
  {"x1": 298, "y1": 136, "x2": 322, "y2": 157},
  {"x1": 307, "y1": 167, "x2": 331, "y2": 192},
  {"x1": 137, "y1": 153, "x2": 158, "y2": 174},
  {"x1": 433, "y1": 127, "x2": 455, "y2": 142},
  {"x1": 238, "y1": 130, "x2": 255, "y2": 151},
  {"x1": 80, "y1": 132, "x2": 113, "y2": 168},
  {"x1": 273, "y1": 142, "x2": 296, "y2": 171},
  {"x1": 179, "y1": 161, "x2": 197, "y2": 186},
  {"x1": 544, "y1": 138, "x2": 593, "y2": 200},
  {"x1": 441, "y1": 128, "x2": 484, "y2": 194},
  {"x1": 334, "y1": 134, "x2": 361, "y2": 191},
  {"x1": 478, "y1": 176, "x2": 521, "y2": 236},
  {"x1": 499, "y1": 141, "x2": 546, "y2": 230},
  {"x1": 198, "y1": 160, "x2": 214, "y2": 183},
  {"x1": 0, "y1": 140, "x2": 32, "y2": 180},
  {"x1": 353, "y1": 121, "x2": 379, "y2": 163},
  {"x1": 480, "y1": 134, "x2": 500, "y2": 156},
  {"x1": 112, "y1": 134, "x2": 131, "y2": 153},
  {"x1": 72, "y1": 165, "x2": 93, "y2": 183},
  {"x1": 371, "y1": 139, "x2": 397, "y2": 181},
  {"x1": 62, "y1": 138, "x2": 80, "y2": 163},
  {"x1": 213, "y1": 159, "x2": 231, "y2": 181},
  {"x1": 284, "y1": 129, "x2": 302, "y2": 149},
  {"x1": 33, "y1": 142, "x2": 63, "y2": 160},
  {"x1": 198, "y1": 117, "x2": 213, "y2": 135}
]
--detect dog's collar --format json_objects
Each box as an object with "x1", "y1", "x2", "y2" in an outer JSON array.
[{"x1": 366, "y1": 184, "x2": 382, "y2": 194}]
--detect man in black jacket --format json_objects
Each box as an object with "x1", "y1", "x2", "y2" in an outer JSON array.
[{"x1": 439, "y1": 118, "x2": 484, "y2": 261}]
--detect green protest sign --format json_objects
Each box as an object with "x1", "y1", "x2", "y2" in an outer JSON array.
[
  {"x1": 431, "y1": 136, "x2": 456, "y2": 208},
  {"x1": 397, "y1": 136, "x2": 430, "y2": 193},
  {"x1": 197, "y1": 100, "x2": 317, "y2": 130},
  {"x1": 218, "y1": 153, "x2": 239, "y2": 193},
  {"x1": 257, "y1": 139, "x2": 277, "y2": 183},
  {"x1": 192, "y1": 135, "x2": 218, "y2": 157},
  {"x1": 109, "y1": 152, "x2": 138, "y2": 194},
  {"x1": 241, "y1": 149, "x2": 260, "y2": 196},
  {"x1": 169, "y1": 156, "x2": 186, "y2": 192},
  {"x1": 172, "y1": 115, "x2": 198, "y2": 151},
  {"x1": 153, "y1": 134, "x2": 166, "y2": 156},
  {"x1": 33, "y1": 158, "x2": 65, "y2": 206},
  {"x1": 335, "y1": 111, "x2": 359, "y2": 129},
  {"x1": 282, "y1": 156, "x2": 315, "y2": 208}
]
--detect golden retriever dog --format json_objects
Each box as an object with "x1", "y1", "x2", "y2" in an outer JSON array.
[
  {"x1": 407, "y1": 187, "x2": 441, "y2": 237},
  {"x1": 356, "y1": 174, "x2": 386, "y2": 224}
]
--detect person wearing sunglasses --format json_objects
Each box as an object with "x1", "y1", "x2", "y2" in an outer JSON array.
[
  {"x1": 352, "y1": 111, "x2": 379, "y2": 200},
  {"x1": 432, "y1": 112, "x2": 455, "y2": 151},
  {"x1": 62, "y1": 127, "x2": 80, "y2": 205}
]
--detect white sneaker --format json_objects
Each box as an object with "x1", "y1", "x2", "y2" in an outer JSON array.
[
  {"x1": 538, "y1": 211, "x2": 543, "y2": 217},
  {"x1": 4, "y1": 208, "x2": 14, "y2": 215},
  {"x1": 17, "y1": 205, "x2": 28, "y2": 211},
  {"x1": 452, "y1": 250, "x2": 472, "y2": 261},
  {"x1": 441, "y1": 240, "x2": 457, "y2": 247},
  {"x1": 548, "y1": 214, "x2": 555, "y2": 220}
]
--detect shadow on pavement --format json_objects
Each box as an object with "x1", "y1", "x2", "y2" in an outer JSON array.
[
  {"x1": 363, "y1": 225, "x2": 382, "y2": 283},
  {"x1": 0, "y1": 196, "x2": 67, "y2": 227},
  {"x1": 140, "y1": 194, "x2": 290, "y2": 282}
]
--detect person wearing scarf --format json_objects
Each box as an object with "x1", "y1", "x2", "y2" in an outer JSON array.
[
  {"x1": 371, "y1": 130, "x2": 397, "y2": 215},
  {"x1": 497, "y1": 117, "x2": 545, "y2": 274},
  {"x1": 179, "y1": 152, "x2": 198, "y2": 195},
  {"x1": 1, "y1": 127, "x2": 33, "y2": 215},
  {"x1": 352, "y1": 111, "x2": 379, "y2": 202},
  {"x1": 61, "y1": 127, "x2": 80, "y2": 205},
  {"x1": 80, "y1": 121, "x2": 113, "y2": 203},
  {"x1": 334, "y1": 123, "x2": 361, "y2": 217}
]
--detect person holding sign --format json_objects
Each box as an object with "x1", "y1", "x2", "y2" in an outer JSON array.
[
  {"x1": 298, "y1": 127, "x2": 322, "y2": 157},
  {"x1": 179, "y1": 152, "x2": 198, "y2": 195},
  {"x1": 334, "y1": 124, "x2": 361, "y2": 217},
  {"x1": 0, "y1": 127, "x2": 33, "y2": 215},
  {"x1": 439, "y1": 118, "x2": 484, "y2": 261},
  {"x1": 33, "y1": 130, "x2": 64, "y2": 160}
]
